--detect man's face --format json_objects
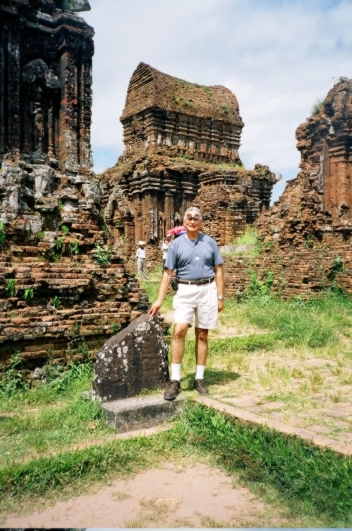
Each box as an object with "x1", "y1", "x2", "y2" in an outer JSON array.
[{"x1": 184, "y1": 211, "x2": 202, "y2": 235}]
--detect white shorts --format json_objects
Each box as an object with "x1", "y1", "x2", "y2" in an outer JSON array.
[{"x1": 173, "y1": 281, "x2": 219, "y2": 329}]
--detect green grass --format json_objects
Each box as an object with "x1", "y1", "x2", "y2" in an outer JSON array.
[
  {"x1": 0, "y1": 361, "x2": 94, "y2": 412},
  {"x1": 1, "y1": 402, "x2": 351, "y2": 526},
  {"x1": 0, "y1": 397, "x2": 113, "y2": 466},
  {"x1": 183, "y1": 404, "x2": 352, "y2": 524},
  {"x1": 219, "y1": 292, "x2": 352, "y2": 350},
  {"x1": 1, "y1": 286, "x2": 352, "y2": 524},
  {"x1": 139, "y1": 265, "x2": 173, "y2": 312},
  {"x1": 233, "y1": 226, "x2": 258, "y2": 246}
]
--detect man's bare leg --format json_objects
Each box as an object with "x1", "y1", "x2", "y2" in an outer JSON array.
[
  {"x1": 171, "y1": 322, "x2": 189, "y2": 363},
  {"x1": 194, "y1": 327, "x2": 209, "y2": 394},
  {"x1": 195, "y1": 327, "x2": 209, "y2": 365},
  {"x1": 164, "y1": 322, "x2": 189, "y2": 401}
]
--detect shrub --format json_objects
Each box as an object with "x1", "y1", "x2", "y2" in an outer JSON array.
[
  {"x1": 93, "y1": 243, "x2": 112, "y2": 266},
  {"x1": 111, "y1": 322, "x2": 121, "y2": 335},
  {"x1": 61, "y1": 225, "x2": 70, "y2": 235},
  {"x1": 311, "y1": 97, "x2": 324, "y2": 116},
  {"x1": 23, "y1": 287, "x2": 34, "y2": 301},
  {"x1": 71, "y1": 240, "x2": 79, "y2": 255},
  {"x1": 0, "y1": 220, "x2": 5, "y2": 247},
  {"x1": 221, "y1": 103, "x2": 229, "y2": 114},
  {"x1": 247, "y1": 269, "x2": 274, "y2": 296},
  {"x1": 55, "y1": 237, "x2": 63, "y2": 251},
  {"x1": 5, "y1": 279, "x2": 17, "y2": 297},
  {"x1": 203, "y1": 86, "x2": 213, "y2": 98},
  {"x1": 0, "y1": 351, "x2": 28, "y2": 397},
  {"x1": 328, "y1": 254, "x2": 346, "y2": 281}
]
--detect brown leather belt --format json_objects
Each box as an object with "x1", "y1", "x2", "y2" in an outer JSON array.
[{"x1": 177, "y1": 277, "x2": 215, "y2": 286}]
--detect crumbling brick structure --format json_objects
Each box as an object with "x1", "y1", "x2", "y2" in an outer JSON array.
[
  {"x1": 0, "y1": 1, "x2": 149, "y2": 371},
  {"x1": 234, "y1": 78, "x2": 352, "y2": 298},
  {"x1": 102, "y1": 63, "x2": 277, "y2": 260},
  {"x1": 0, "y1": 0, "x2": 93, "y2": 172}
]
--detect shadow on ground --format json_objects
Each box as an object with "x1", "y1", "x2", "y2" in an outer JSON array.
[{"x1": 182, "y1": 369, "x2": 241, "y2": 390}]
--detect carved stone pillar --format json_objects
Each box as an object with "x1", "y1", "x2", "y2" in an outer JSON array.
[
  {"x1": 124, "y1": 219, "x2": 135, "y2": 256},
  {"x1": 22, "y1": 100, "x2": 30, "y2": 154},
  {"x1": 58, "y1": 43, "x2": 79, "y2": 171},
  {"x1": 79, "y1": 38, "x2": 94, "y2": 168}
]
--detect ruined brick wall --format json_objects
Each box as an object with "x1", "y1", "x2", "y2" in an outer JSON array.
[
  {"x1": 222, "y1": 246, "x2": 351, "y2": 299},
  {"x1": 296, "y1": 78, "x2": 352, "y2": 223},
  {"x1": 102, "y1": 63, "x2": 277, "y2": 258},
  {"x1": 0, "y1": 1, "x2": 150, "y2": 369},
  {"x1": 244, "y1": 78, "x2": 352, "y2": 297},
  {"x1": 0, "y1": 258, "x2": 149, "y2": 368},
  {"x1": 0, "y1": 0, "x2": 94, "y2": 171}
]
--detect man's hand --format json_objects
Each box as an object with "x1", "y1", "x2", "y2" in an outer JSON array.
[
  {"x1": 218, "y1": 299, "x2": 224, "y2": 313},
  {"x1": 148, "y1": 300, "x2": 162, "y2": 316},
  {"x1": 147, "y1": 269, "x2": 172, "y2": 316}
]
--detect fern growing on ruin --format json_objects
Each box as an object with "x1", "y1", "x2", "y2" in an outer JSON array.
[{"x1": 311, "y1": 97, "x2": 324, "y2": 115}]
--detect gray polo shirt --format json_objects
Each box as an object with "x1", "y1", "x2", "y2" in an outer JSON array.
[{"x1": 165, "y1": 233, "x2": 223, "y2": 281}]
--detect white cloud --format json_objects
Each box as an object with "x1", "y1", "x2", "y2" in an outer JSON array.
[{"x1": 83, "y1": 0, "x2": 351, "y2": 201}]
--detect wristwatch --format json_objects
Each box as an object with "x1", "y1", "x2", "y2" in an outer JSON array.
[{"x1": 218, "y1": 295, "x2": 224, "y2": 300}]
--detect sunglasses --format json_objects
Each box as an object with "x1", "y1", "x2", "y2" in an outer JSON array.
[{"x1": 186, "y1": 215, "x2": 201, "y2": 221}]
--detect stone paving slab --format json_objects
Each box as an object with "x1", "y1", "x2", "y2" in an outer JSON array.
[
  {"x1": 306, "y1": 424, "x2": 331, "y2": 434},
  {"x1": 196, "y1": 396, "x2": 352, "y2": 456},
  {"x1": 222, "y1": 396, "x2": 261, "y2": 408}
]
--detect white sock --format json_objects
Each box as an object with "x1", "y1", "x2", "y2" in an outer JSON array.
[
  {"x1": 195, "y1": 364, "x2": 206, "y2": 380},
  {"x1": 171, "y1": 363, "x2": 181, "y2": 382}
]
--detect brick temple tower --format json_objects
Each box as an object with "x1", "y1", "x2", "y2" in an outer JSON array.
[
  {"x1": 102, "y1": 63, "x2": 277, "y2": 256},
  {"x1": 296, "y1": 78, "x2": 352, "y2": 223}
]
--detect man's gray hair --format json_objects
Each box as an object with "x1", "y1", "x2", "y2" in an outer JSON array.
[{"x1": 183, "y1": 207, "x2": 203, "y2": 220}]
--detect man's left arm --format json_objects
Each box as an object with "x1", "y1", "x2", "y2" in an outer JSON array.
[{"x1": 214, "y1": 264, "x2": 224, "y2": 313}]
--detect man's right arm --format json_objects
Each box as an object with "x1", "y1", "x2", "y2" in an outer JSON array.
[{"x1": 148, "y1": 268, "x2": 173, "y2": 315}]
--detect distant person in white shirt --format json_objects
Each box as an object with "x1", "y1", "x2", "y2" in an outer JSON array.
[
  {"x1": 136, "y1": 241, "x2": 150, "y2": 280},
  {"x1": 161, "y1": 234, "x2": 172, "y2": 268}
]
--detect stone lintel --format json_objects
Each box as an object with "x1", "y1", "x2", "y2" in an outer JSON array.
[{"x1": 101, "y1": 394, "x2": 186, "y2": 434}]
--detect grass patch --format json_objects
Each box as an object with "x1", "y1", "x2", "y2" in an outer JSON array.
[
  {"x1": 1, "y1": 402, "x2": 351, "y2": 526},
  {"x1": 182, "y1": 403, "x2": 352, "y2": 524},
  {"x1": 0, "y1": 361, "x2": 94, "y2": 412},
  {"x1": 139, "y1": 265, "x2": 173, "y2": 312},
  {"x1": 220, "y1": 292, "x2": 352, "y2": 350},
  {"x1": 0, "y1": 396, "x2": 113, "y2": 466},
  {"x1": 233, "y1": 226, "x2": 258, "y2": 246},
  {"x1": 1, "y1": 286, "x2": 352, "y2": 524}
]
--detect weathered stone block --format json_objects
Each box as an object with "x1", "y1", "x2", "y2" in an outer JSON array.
[
  {"x1": 101, "y1": 394, "x2": 186, "y2": 433},
  {"x1": 92, "y1": 314, "x2": 169, "y2": 401}
]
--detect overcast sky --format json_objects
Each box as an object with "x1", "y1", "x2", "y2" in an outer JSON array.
[{"x1": 83, "y1": 0, "x2": 352, "y2": 202}]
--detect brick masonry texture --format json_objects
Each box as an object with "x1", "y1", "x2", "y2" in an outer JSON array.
[
  {"x1": 101, "y1": 63, "x2": 277, "y2": 262},
  {"x1": 1, "y1": 1, "x2": 352, "y2": 377},
  {"x1": 227, "y1": 78, "x2": 352, "y2": 298},
  {"x1": 0, "y1": 1, "x2": 149, "y2": 370}
]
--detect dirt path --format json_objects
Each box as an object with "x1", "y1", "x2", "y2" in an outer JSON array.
[{"x1": 4, "y1": 463, "x2": 271, "y2": 528}]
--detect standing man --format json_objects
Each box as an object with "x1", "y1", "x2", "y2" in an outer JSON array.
[
  {"x1": 136, "y1": 241, "x2": 150, "y2": 280},
  {"x1": 148, "y1": 207, "x2": 224, "y2": 400}
]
